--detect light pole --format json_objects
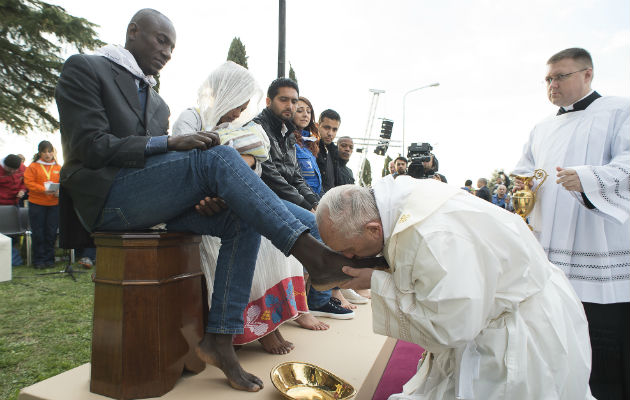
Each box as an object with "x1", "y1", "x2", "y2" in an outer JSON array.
[
  {"x1": 277, "y1": 0, "x2": 286, "y2": 78},
  {"x1": 402, "y1": 82, "x2": 440, "y2": 153}
]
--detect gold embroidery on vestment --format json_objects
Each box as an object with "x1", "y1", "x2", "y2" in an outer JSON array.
[{"x1": 399, "y1": 214, "x2": 410, "y2": 223}]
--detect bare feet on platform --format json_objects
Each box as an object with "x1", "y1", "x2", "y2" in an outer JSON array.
[
  {"x1": 332, "y1": 289, "x2": 357, "y2": 309},
  {"x1": 196, "y1": 332, "x2": 263, "y2": 392},
  {"x1": 356, "y1": 289, "x2": 371, "y2": 299},
  {"x1": 275, "y1": 330, "x2": 294, "y2": 350},
  {"x1": 258, "y1": 329, "x2": 293, "y2": 355},
  {"x1": 295, "y1": 312, "x2": 330, "y2": 330},
  {"x1": 290, "y1": 233, "x2": 388, "y2": 290}
]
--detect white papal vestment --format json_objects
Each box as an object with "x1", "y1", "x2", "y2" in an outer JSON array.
[
  {"x1": 512, "y1": 96, "x2": 629, "y2": 304},
  {"x1": 370, "y1": 177, "x2": 593, "y2": 400}
]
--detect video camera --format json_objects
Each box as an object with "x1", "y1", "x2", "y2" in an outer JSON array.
[{"x1": 406, "y1": 142, "x2": 435, "y2": 179}]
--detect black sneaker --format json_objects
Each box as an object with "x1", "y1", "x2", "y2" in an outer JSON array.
[{"x1": 309, "y1": 297, "x2": 355, "y2": 320}]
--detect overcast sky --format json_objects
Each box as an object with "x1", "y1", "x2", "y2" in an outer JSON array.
[{"x1": 2, "y1": 0, "x2": 629, "y2": 187}]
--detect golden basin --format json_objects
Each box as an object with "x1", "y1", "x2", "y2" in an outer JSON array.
[{"x1": 270, "y1": 361, "x2": 356, "y2": 400}]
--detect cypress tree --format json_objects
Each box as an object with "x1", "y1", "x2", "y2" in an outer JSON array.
[
  {"x1": 382, "y1": 154, "x2": 393, "y2": 177},
  {"x1": 360, "y1": 158, "x2": 372, "y2": 187},
  {"x1": 288, "y1": 63, "x2": 297, "y2": 84},
  {"x1": 226, "y1": 37, "x2": 248, "y2": 69}
]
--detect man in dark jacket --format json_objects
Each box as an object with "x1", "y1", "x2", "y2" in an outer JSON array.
[
  {"x1": 316, "y1": 109, "x2": 341, "y2": 193},
  {"x1": 332, "y1": 135, "x2": 371, "y2": 306},
  {"x1": 254, "y1": 79, "x2": 353, "y2": 320},
  {"x1": 253, "y1": 79, "x2": 319, "y2": 211},
  {"x1": 476, "y1": 178, "x2": 492, "y2": 202},
  {"x1": 336, "y1": 136, "x2": 355, "y2": 185}
]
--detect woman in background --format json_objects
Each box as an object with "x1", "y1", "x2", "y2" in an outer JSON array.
[
  {"x1": 293, "y1": 97, "x2": 323, "y2": 196},
  {"x1": 24, "y1": 140, "x2": 61, "y2": 269},
  {"x1": 173, "y1": 61, "x2": 323, "y2": 354},
  {"x1": 292, "y1": 97, "x2": 365, "y2": 313}
]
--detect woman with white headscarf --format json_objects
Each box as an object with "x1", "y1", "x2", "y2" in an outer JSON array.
[{"x1": 172, "y1": 61, "x2": 310, "y2": 354}]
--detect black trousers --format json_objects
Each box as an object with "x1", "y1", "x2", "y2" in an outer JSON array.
[
  {"x1": 583, "y1": 302, "x2": 630, "y2": 400},
  {"x1": 28, "y1": 203, "x2": 59, "y2": 265}
]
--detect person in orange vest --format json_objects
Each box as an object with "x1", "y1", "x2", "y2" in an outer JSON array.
[{"x1": 24, "y1": 141, "x2": 61, "y2": 269}]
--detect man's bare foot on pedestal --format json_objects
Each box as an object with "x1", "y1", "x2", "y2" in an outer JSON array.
[
  {"x1": 356, "y1": 289, "x2": 371, "y2": 299},
  {"x1": 258, "y1": 329, "x2": 293, "y2": 355},
  {"x1": 290, "y1": 233, "x2": 388, "y2": 290},
  {"x1": 332, "y1": 289, "x2": 357, "y2": 309},
  {"x1": 295, "y1": 313, "x2": 330, "y2": 330},
  {"x1": 196, "y1": 333, "x2": 263, "y2": 391}
]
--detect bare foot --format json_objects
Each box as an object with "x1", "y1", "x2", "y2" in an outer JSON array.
[
  {"x1": 274, "y1": 330, "x2": 294, "y2": 350},
  {"x1": 295, "y1": 313, "x2": 330, "y2": 330},
  {"x1": 332, "y1": 289, "x2": 357, "y2": 309},
  {"x1": 196, "y1": 333, "x2": 263, "y2": 391},
  {"x1": 258, "y1": 330, "x2": 292, "y2": 355},
  {"x1": 356, "y1": 289, "x2": 371, "y2": 299}
]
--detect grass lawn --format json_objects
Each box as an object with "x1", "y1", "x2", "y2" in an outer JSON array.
[{"x1": 0, "y1": 261, "x2": 94, "y2": 400}]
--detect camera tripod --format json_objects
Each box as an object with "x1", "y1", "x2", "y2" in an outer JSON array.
[{"x1": 36, "y1": 249, "x2": 89, "y2": 281}]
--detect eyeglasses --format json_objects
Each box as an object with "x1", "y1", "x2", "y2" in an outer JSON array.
[{"x1": 544, "y1": 68, "x2": 589, "y2": 85}]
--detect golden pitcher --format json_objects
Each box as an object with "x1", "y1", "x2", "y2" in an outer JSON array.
[{"x1": 511, "y1": 169, "x2": 548, "y2": 230}]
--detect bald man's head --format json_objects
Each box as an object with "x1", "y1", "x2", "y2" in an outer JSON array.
[{"x1": 125, "y1": 9, "x2": 176, "y2": 76}]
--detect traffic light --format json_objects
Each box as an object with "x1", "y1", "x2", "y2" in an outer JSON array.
[
  {"x1": 374, "y1": 143, "x2": 387, "y2": 156},
  {"x1": 374, "y1": 119, "x2": 393, "y2": 155},
  {"x1": 380, "y1": 119, "x2": 393, "y2": 139}
]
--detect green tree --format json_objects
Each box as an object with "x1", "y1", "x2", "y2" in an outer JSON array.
[
  {"x1": 1, "y1": 0, "x2": 103, "y2": 134},
  {"x1": 288, "y1": 62, "x2": 297, "y2": 84},
  {"x1": 359, "y1": 158, "x2": 372, "y2": 187},
  {"x1": 226, "y1": 37, "x2": 248, "y2": 69},
  {"x1": 381, "y1": 154, "x2": 392, "y2": 177}
]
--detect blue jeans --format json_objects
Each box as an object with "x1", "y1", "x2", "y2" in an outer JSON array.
[
  {"x1": 284, "y1": 204, "x2": 333, "y2": 308},
  {"x1": 281, "y1": 201, "x2": 332, "y2": 308},
  {"x1": 29, "y1": 203, "x2": 59, "y2": 265},
  {"x1": 308, "y1": 287, "x2": 334, "y2": 308},
  {"x1": 95, "y1": 147, "x2": 310, "y2": 334}
]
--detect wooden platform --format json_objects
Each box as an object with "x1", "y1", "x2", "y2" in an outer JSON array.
[{"x1": 19, "y1": 304, "x2": 396, "y2": 400}]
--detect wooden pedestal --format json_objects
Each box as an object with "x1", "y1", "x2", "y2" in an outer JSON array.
[{"x1": 90, "y1": 232, "x2": 205, "y2": 400}]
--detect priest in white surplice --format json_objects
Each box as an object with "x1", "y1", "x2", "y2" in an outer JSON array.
[
  {"x1": 315, "y1": 178, "x2": 593, "y2": 400},
  {"x1": 512, "y1": 48, "x2": 629, "y2": 399}
]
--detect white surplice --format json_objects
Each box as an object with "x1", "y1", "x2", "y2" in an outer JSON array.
[
  {"x1": 512, "y1": 95, "x2": 630, "y2": 304},
  {"x1": 370, "y1": 177, "x2": 593, "y2": 400}
]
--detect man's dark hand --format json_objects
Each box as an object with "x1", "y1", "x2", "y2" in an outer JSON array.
[
  {"x1": 338, "y1": 266, "x2": 374, "y2": 290},
  {"x1": 195, "y1": 196, "x2": 227, "y2": 216},
  {"x1": 167, "y1": 131, "x2": 220, "y2": 151},
  {"x1": 241, "y1": 154, "x2": 255, "y2": 168}
]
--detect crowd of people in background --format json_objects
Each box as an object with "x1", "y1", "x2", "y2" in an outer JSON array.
[
  {"x1": 1, "y1": 141, "x2": 95, "y2": 269},
  {"x1": 459, "y1": 171, "x2": 514, "y2": 212}
]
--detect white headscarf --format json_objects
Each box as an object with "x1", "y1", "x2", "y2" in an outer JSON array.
[
  {"x1": 95, "y1": 44, "x2": 157, "y2": 87},
  {"x1": 197, "y1": 61, "x2": 263, "y2": 130}
]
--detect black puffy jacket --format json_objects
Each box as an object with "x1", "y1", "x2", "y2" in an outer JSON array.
[
  {"x1": 336, "y1": 158, "x2": 355, "y2": 186},
  {"x1": 316, "y1": 141, "x2": 339, "y2": 193},
  {"x1": 253, "y1": 108, "x2": 319, "y2": 210}
]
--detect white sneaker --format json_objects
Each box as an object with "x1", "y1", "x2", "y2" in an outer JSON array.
[
  {"x1": 341, "y1": 289, "x2": 369, "y2": 304},
  {"x1": 78, "y1": 257, "x2": 93, "y2": 269}
]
